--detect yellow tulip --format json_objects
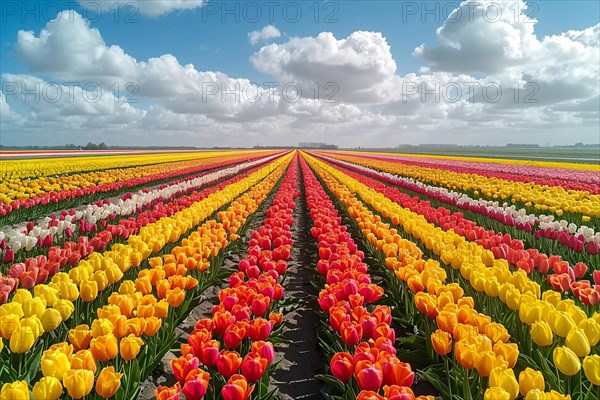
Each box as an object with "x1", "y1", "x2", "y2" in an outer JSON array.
[
  {"x1": 484, "y1": 387, "x2": 511, "y2": 400},
  {"x1": 79, "y1": 280, "x2": 98, "y2": 302},
  {"x1": 41, "y1": 349, "x2": 71, "y2": 380},
  {"x1": 519, "y1": 368, "x2": 545, "y2": 396},
  {"x1": 96, "y1": 367, "x2": 123, "y2": 399},
  {"x1": 120, "y1": 334, "x2": 144, "y2": 361},
  {"x1": 9, "y1": 326, "x2": 35, "y2": 353},
  {"x1": 41, "y1": 308, "x2": 62, "y2": 333},
  {"x1": 530, "y1": 321, "x2": 553, "y2": 347},
  {"x1": 553, "y1": 346, "x2": 581, "y2": 376},
  {"x1": 53, "y1": 299, "x2": 75, "y2": 321},
  {"x1": 23, "y1": 298, "x2": 46, "y2": 318},
  {"x1": 579, "y1": 319, "x2": 600, "y2": 347},
  {"x1": 32, "y1": 376, "x2": 63, "y2": 400},
  {"x1": 70, "y1": 350, "x2": 97, "y2": 373},
  {"x1": 525, "y1": 389, "x2": 546, "y2": 400},
  {"x1": 565, "y1": 329, "x2": 590, "y2": 357},
  {"x1": 63, "y1": 369, "x2": 94, "y2": 399},
  {"x1": 0, "y1": 381, "x2": 30, "y2": 400},
  {"x1": 0, "y1": 314, "x2": 20, "y2": 340},
  {"x1": 489, "y1": 367, "x2": 519, "y2": 400},
  {"x1": 582, "y1": 355, "x2": 600, "y2": 386}
]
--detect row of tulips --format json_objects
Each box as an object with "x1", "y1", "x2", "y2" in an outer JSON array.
[
  {"x1": 1, "y1": 151, "x2": 277, "y2": 224},
  {"x1": 155, "y1": 154, "x2": 300, "y2": 399},
  {"x1": 299, "y1": 156, "x2": 427, "y2": 400},
  {"x1": 0, "y1": 154, "x2": 285, "y2": 302},
  {"x1": 317, "y1": 154, "x2": 600, "y2": 259},
  {"x1": 313, "y1": 155, "x2": 599, "y2": 307},
  {"x1": 0, "y1": 156, "x2": 283, "y2": 304},
  {"x1": 303, "y1": 156, "x2": 570, "y2": 399},
  {"x1": 1, "y1": 151, "x2": 255, "y2": 181},
  {"x1": 303, "y1": 153, "x2": 600, "y2": 399},
  {"x1": 319, "y1": 152, "x2": 600, "y2": 222},
  {"x1": 1, "y1": 153, "x2": 282, "y2": 259},
  {"x1": 0, "y1": 153, "x2": 294, "y2": 399},
  {"x1": 332, "y1": 152, "x2": 600, "y2": 193},
  {"x1": 0, "y1": 155, "x2": 293, "y2": 375}
]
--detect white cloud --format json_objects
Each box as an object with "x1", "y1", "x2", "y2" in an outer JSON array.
[
  {"x1": 249, "y1": 25, "x2": 281, "y2": 45},
  {"x1": 78, "y1": 1, "x2": 204, "y2": 17},
  {"x1": 251, "y1": 31, "x2": 397, "y2": 103},
  {"x1": 3, "y1": 8, "x2": 598, "y2": 147}
]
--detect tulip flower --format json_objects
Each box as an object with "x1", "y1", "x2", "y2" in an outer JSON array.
[
  {"x1": 484, "y1": 387, "x2": 511, "y2": 400},
  {"x1": 565, "y1": 328, "x2": 591, "y2": 357},
  {"x1": 340, "y1": 320, "x2": 363, "y2": 346},
  {"x1": 79, "y1": 279, "x2": 98, "y2": 302},
  {"x1": 90, "y1": 333, "x2": 119, "y2": 362},
  {"x1": 41, "y1": 308, "x2": 62, "y2": 333},
  {"x1": 96, "y1": 367, "x2": 123, "y2": 399},
  {"x1": 519, "y1": 368, "x2": 545, "y2": 396},
  {"x1": 0, "y1": 381, "x2": 29, "y2": 400},
  {"x1": 530, "y1": 320, "x2": 553, "y2": 347},
  {"x1": 330, "y1": 352, "x2": 354, "y2": 382},
  {"x1": 251, "y1": 341, "x2": 274, "y2": 364},
  {"x1": 583, "y1": 355, "x2": 600, "y2": 386},
  {"x1": 41, "y1": 348, "x2": 71, "y2": 380},
  {"x1": 120, "y1": 334, "x2": 144, "y2": 361},
  {"x1": 63, "y1": 369, "x2": 94, "y2": 399},
  {"x1": 171, "y1": 354, "x2": 200, "y2": 384},
  {"x1": 32, "y1": 377, "x2": 62, "y2": 400},
  {"x1": 183, "y1": 369, "x2": 210, "y2": 400},
  {"x1": 217, "y1": 351, "x2": 243, "y2": 379},
  {"x1": 241, "y1": 352, "x2": 269, "y2": 382},
  {"x1": 553, "y1": 346, "x2": 581, "y2": 376},
  {"x1": 155, "y1": 383, "x2": 181, "y2": 400},
  {"x1": 222, "y1": 374, "x2": 254, "y2": 400},
  {"x1": 354, "y1": 361, "x2": 384, "y2": 392},
  {"x1": 489, "y1": 367, "x2": 519, "y2": 399},
  {"x1": 431, "y1": 329, "x2": 452, "y2": 356},
  {"x1": 9, "y1": 325, "x2": 35, "y2": 353},
  {"x1": 68, "y1": 324, "x2": 92, "y2": 351}
]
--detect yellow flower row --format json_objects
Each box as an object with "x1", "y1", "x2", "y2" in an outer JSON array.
[
  {"x1": 1, "y1": 150, "x2": 263, "y2": 180},
  {"x1": 304, "y1": 153, "x2": 599, "y2": 393},
  {"x1": 344, "y1": 151, "x2": 599, "y2": 172},
  {"x1": 1, "y1": 155, "x2": 293, "y2": 399},
  {"x1": 0, "y1": 154, "x2": 292, "y2": 354},
  {"x1": 0, "y1": 151, "x2": 272, "y2": 205},
  {"x1": 323, "y1": 152, "x2": 600, "y2": 218}
]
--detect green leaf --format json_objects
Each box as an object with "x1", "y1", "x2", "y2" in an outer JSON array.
[{"x1": 315, "y1": 374, "x2": 346, "y2": 394}]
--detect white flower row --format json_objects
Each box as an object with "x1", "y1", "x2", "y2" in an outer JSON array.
[
  {"x1": 319, "y1": 154, "x2": 600, "y2": 244},
  {"x1": 0, "y1": 154, "x2": 280, "y2": 252}
]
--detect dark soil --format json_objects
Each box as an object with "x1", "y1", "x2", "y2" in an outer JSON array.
[{"x1": 271, "y1": 168, "x2": 325, "y2": 400}]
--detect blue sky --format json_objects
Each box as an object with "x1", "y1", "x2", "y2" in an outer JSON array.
[{"x1": 1, "y1": 1, "x2": 599, "y2": 147}]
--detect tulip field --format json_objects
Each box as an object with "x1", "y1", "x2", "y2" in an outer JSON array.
[{"x1": 0, "y1": 149, "x2": 598, "y2": 400}]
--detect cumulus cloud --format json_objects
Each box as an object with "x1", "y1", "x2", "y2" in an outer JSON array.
[
  {"x1": 78, "y1": 0, "x2": 204, "y2": 17},
  {"x1": 249, "y1": 25, "x2": 281, "y2": 45},
  {"x1": 3, "y1": 6, "x2": 599, "y2": 147}
]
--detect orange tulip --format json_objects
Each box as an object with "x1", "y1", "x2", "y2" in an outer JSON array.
[
  {"x1": 96, "y1": 367, "x2": 122, "y2": 399},
  {"x1": 90, "y1": 333, "x2": 118, "y2": 362},
  {"x1": 431, "y1": 329, "x2": 452, "y2": 356}
]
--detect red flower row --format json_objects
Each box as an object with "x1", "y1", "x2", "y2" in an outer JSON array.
[
  {"x1": 156, "y1": 156, "x2": 300, "y2": 400},
  {"x1": 300, "y1": 157, "x2": 419, "y2": 399}
]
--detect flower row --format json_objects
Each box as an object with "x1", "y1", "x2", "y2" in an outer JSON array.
[
  {"x1": 315, "y1": 156, "x2": 599, "y2": 306},
  {"x1": 322, "y1": 152, "x2": 600, "y2": 219},
  {"x1": 156, "y1": 155, "x2": 300, "y2": 399},
  {"x1": 304, "y1": 153, "x2": 598, "y2": 398},
  {"x1": 300, "y1": 156, "x2": 428, "y2": 400},
  {"x1": 0, "y1": 153, "x2": 294, "y2": 399},
  {"x1": 0, "y1": 154, "x2": 285, "y2": 302}
]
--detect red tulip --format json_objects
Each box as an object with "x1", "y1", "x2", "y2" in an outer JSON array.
[
  {"x1": 330, "y1": 352, "x2": 354, "y2": 382},
  {"x1": 182, "y1": 369, "x2": 210, "y2": 400},
  {"x1": 222, "y1": 374, "x2": 254, "y2": 400},
  {"x1": 354, "y1": 360, "x2": 383, "y2": 392},
  {"x1": 240, "y1": 352, "x2": 269, "y2": 382},
  {"x1": 171, "y1": 355, "x2": 200, "y2": 385}
]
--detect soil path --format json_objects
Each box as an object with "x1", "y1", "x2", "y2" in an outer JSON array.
[{"x1": 271, "y1": 168, "x2": 324, "y2": 400}]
